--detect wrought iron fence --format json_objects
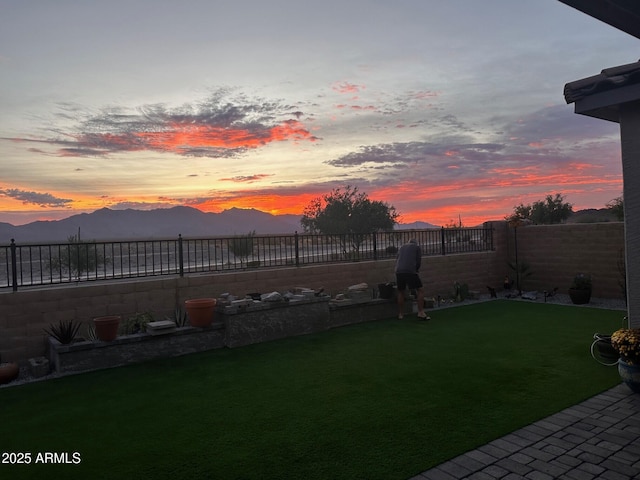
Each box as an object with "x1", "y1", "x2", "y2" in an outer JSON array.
[{"x1": 1, "y1": 227, "x2": 493, "y2": 291}]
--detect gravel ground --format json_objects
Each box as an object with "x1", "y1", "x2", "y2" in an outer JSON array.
[
  {"x1": 430, "y1": 291, "x2": 627, "y2": 312},
  {"x1": 1, "y1": 293, "x2": 628, "y2": 389},
  {"x1": 497, "y1": 292, "x2": 627, "y2": 311}
]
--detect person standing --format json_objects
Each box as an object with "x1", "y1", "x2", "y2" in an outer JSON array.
[{"x1": 395, "y1": 239, "x2": 429, "y2": 320}]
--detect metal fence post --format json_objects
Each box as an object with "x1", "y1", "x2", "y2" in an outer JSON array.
[
  {"x1": 10, "y1": 239, "x2": 18, "y2": 292},
  {"x1": 373, "y1": 232, "x2": 378, "y2": 260},
  {"x1": 178, "y1": 234, "x2": 184, "y2": 277},
  {"x1": 295, "y1": 231, "x2": 300, "y2": 267},
  {"x1": 440, "y1": 227, "x2": 446, "y2": 255}
]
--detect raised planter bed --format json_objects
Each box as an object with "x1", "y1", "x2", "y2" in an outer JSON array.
[
  {"x1": 47, "y1": 296, "x2": 406, "y2": 376},
  {"x1": 48, "y1": 324, "x2": 225, "y2": 375},
  {"x1": 219, "y1": 295, "x2": 402, "y2": 348},
  {"x1": 218, "y1": 296, "x2": 331, "y2": 348},
  {"x1": 328, "y1": 297, "x2": 399, "y2": 328}
]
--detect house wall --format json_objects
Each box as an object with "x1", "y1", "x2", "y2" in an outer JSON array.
[{"x1": 0, "y1": 221, "x2": 626, "y2": 366}]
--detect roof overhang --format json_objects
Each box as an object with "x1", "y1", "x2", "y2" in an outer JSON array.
[
  {"x1": 558, "y1": 0, "x2": 640, "y2": 40},
  {"x1": 572, "y1": 84, "x2": 640, "y2": 123},
  {"x1": 564, "y1": 62, "x2": 640, "y2": 123},
  {"x1": 558, "y1": 1, "x2": 640, "y2": 123}
]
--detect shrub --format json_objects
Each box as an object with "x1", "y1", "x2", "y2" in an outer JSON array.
[
  {"x1": 120, "y1": 312, "x2": 154, "y2": 335},
  {"x1": 385, "y1": 245, "x2": 398, "y2": 255}
]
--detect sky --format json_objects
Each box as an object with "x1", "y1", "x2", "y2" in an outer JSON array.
[{"x1": 1, "y1": 1, "x2": 638, "y2": 227}]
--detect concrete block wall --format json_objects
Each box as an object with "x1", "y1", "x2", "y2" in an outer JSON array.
[
  {"x1": 0, "y1": 248, "x2": 502, "y2": 365},
  {"x1": 0, "y1": 278, "x2": 180, "y2": 367},
  {"x1": 2, "y1": 221, "x2": 626, "y2": 366},
  {"x1": 509, "y1": 222, "x2": 625, "y2": 299},
  {"x1": 421, "y1": 221, "x2": 508, "y2": 298}
]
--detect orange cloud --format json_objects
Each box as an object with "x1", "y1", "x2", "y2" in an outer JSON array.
[
  {"x1": 8, "y1": 90, "x2": 319, "y2": 159},
  {"x1": 133, "y1": 120, "x2": 314, "y2": 153}
]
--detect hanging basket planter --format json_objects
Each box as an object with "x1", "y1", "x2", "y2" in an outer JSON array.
[{"x1": 590, "y1": 333, "x2": 618, "y2": 366}]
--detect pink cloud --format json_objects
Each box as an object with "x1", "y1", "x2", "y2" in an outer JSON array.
[{"x1": 332, "y1": 81, "x2": 365, "y2": 94}]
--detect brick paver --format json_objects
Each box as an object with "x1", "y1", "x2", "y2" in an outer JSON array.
[{"x1": 411, "y1": 384, "x2": 640, "y2": 479}]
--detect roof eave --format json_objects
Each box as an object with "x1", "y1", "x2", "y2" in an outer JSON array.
[{"x1": 572, "y1": 83, "x2": 640, "y2": 123}]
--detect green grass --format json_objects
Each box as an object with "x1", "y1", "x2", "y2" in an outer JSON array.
[{"x1": 0, "y1": 300, "x2": 624, "y2": 480}]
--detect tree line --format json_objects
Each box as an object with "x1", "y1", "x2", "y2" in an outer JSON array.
[
  {"x1": 505, "y1": 193, "x2": 624, "y2": 226},
  {"x1": 300, "y1": 186, "x2": 624, "y2": 235}
]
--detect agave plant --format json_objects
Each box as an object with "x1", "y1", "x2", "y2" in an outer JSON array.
[
  {"x1": 170, "y1": 306, "x2": 189, "y2": 327},
  {"x1": 44, "y1": 319, "x2": 82, "y2": 344},
  {"x1": 86, "y1": 324, "x2": 98, "y2": 341}
]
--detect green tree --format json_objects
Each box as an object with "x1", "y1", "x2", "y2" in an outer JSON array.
[
  {"x1": 606, "y1": 195, "x2": 624, "y2": 221},
  {"x1": 228, "y1": 231, "x2": 256, "y2": 267},
  {"x1": 301, "y1": 185, "x2": 399, "y2": 255},
  {"x1": 506, "y1": 193, "x2": 573, "y2": 225},
  {"x1": 444, "y1": 215, "x2": 469, "y2": 243},
  {"x1": 50, "y1": 233, "x2": 108, "y2": 280}
]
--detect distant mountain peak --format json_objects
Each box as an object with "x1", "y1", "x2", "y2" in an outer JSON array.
[
  {"x1": 395, "y1": 220, "x2": 440, "y2": 230},
  {"x1": 1, "y1": 206, "x2": 447, "y2": 243},
  {"x1": 2, "y1": 206, "x2": 302, "y2": 243},
  {"x1": 223, "y1": 206, "x2": 260, "y2": 213}
]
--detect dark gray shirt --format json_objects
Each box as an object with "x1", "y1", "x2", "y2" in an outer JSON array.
[{"x1": 395, "y1": 241, "x2": 422, "y2": 274}]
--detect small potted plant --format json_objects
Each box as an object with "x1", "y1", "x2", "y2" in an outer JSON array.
[
  {"x1": 568, "y1": 273, "x2": 592, "y2": 304},
  {"x1": 611, "y1": 328, "x2": 640, "y2": 392}
]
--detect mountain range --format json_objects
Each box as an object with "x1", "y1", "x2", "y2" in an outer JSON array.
[{"x1": 1, "y1": 207, "x2": 440, "y2": 244}]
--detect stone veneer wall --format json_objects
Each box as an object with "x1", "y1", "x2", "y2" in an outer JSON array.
[{"x1": 0, "y1": 221, "x2": 627, "y2": 365}]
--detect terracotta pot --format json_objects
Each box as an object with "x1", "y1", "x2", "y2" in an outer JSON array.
[
  {"x1": 185, "y1": 298, "x2": 217, "y2": 327},
  {"x1": 0, "y1": 362, "x2": 19, "y2": 385},
  {"x1": 93, "y1": 315, "x2": 121, "y2": 342}
]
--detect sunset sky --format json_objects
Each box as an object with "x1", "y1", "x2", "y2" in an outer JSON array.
[{"x1": 1, "y1": 0, "x2": 638, "y2": 227}]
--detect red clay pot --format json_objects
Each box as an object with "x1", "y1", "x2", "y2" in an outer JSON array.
[
  {"x1": 0, "y1": 362, "x2": 19, "y2": 385},
  {"x1": 185, "y1": 298, "x2": 217, "y2": 327},
  {"x1": 93, "y1": 315, "x2": 121, "y2": 342}
]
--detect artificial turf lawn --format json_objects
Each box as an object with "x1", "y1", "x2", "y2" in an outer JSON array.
[{"x1": 0, "y1": 300, "x2": 625, "y2": 480}]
